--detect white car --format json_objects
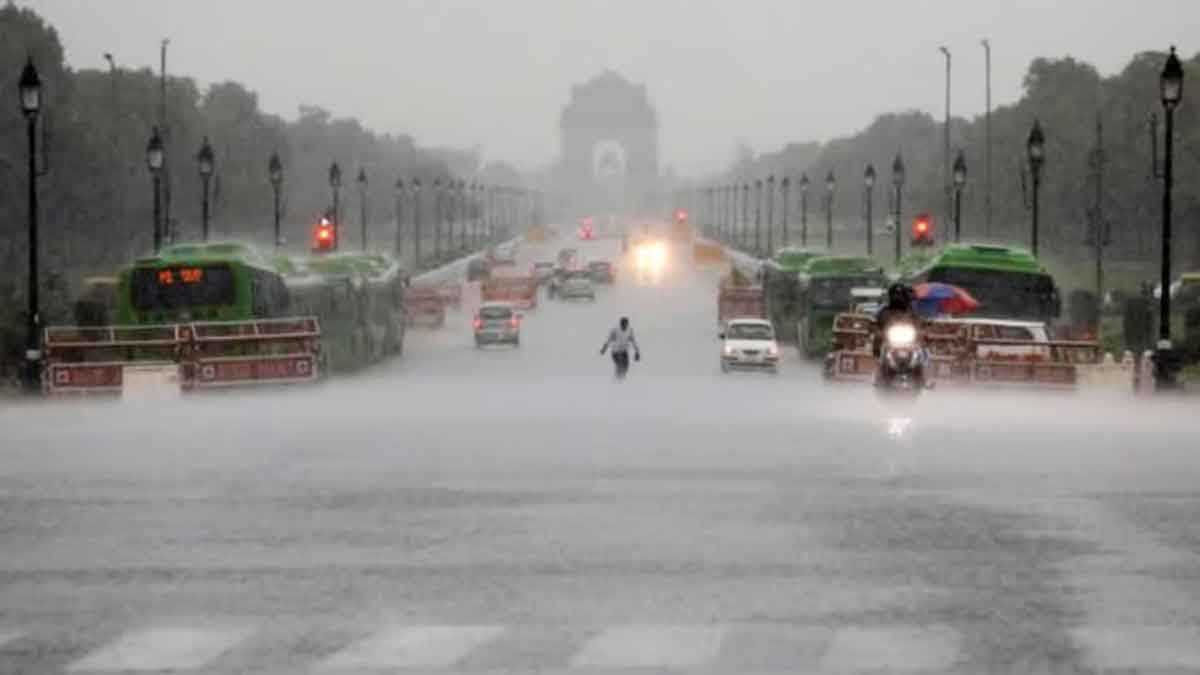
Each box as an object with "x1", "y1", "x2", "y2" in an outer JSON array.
[{"x1": 720, "y1": 318, "x2": 779, "y2": 373}]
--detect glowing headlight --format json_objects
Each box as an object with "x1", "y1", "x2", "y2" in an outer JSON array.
[{"x1": 885, "y1": 323, "x2": 917, "y2": 347}]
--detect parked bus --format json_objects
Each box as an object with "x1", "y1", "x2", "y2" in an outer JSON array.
[
  {"x1": 901, "y1": 244, "x2": 1061, "y2": 323},
  {"x1": 794, "y1": 256, "x2": 888, "y2": 358}
]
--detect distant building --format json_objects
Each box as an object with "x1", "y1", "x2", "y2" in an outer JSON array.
[{"x1": 554, "y1": 71, "x2": 659, "y2": 215}]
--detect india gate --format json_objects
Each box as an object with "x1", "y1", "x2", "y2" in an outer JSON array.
[{"x1": 554, "y1": 71, "x2": 660, "y2": 214}]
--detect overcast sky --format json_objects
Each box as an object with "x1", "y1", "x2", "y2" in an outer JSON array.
[{"x1": 23, "y1": 0, "x2": 1198, "y2": 175}]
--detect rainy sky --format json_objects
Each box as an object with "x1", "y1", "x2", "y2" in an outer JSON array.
[{"x1": 22, "y1": 0, "x2": 1199, "y2": 175}]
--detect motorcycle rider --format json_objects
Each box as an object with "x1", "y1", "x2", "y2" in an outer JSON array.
[
  {"x1": 600, "y1": 317, "x2": 641, "y2": 378},
  {"x1": 873, "y1": 283, "x2": 917, "y2": 354},
  {"x1": 873, "y1": 283, "x2": 928, "y2": 387}
]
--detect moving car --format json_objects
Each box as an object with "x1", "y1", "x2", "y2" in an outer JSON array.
[
  {"x1": 587, "y1": 260, "x2": 615, "y2": 284},
  {"x1": 473, "y1": 302, "x2": 521, "y2": 347},
  {"x1": 557, "y1": 271, "x2": 596, "y2": 301},
  {"x1": 531, "y1": 261, "x2": 556, "y2": 285},
  {"x1": 720, "y1": 318, "x2": 780, "y2": 373},
  {"x1": 557, "y1": 247, "x2": 579, "y2": 268}
]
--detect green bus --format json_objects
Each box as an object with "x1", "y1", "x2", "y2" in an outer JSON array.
[
  {"x1": 902, "y1": 244, "x2": 1061, "y2": 322},
  {"x1": 795, "y1": 256, "x2": 888, "y2": 357},
  {"x1": 114, "y1": 242, "x2": 407, "y2": 372}
]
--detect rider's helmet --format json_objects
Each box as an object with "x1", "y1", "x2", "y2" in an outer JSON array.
[
  {"x1": 887, "y1": 283, "x2": 913, "y2": 308},
  {"x1": 619, "y1": 316, "x2": 630, "y2": 330}
]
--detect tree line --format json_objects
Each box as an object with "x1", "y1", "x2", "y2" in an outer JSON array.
[{"x1": 719, "y1": 50, "x2": 1200, "y2": 291}]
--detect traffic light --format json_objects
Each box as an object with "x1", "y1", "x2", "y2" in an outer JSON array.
[
  {"x1": 312, "y1": 217, "x2": 336, "y2": 253},
  {"x1": 675, "y1": 209, "x2": 688, "y2": 223},
  {"x1": 912, "y1": 213, "x2": 934, "y2": 248}
]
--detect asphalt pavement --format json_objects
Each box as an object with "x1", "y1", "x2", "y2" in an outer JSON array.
[{"x1": 3, "y1": 235, "x2": 1200, "y2": 674}]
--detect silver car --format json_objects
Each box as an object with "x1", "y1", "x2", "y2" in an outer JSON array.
[{"x1": 474, "y1": 302, "x2": 521, "y2": 347}]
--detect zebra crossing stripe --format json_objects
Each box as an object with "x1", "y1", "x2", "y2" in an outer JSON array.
[
  {"x1": 569, "y1": 625, "x2": 726, "y2": 668},
  {"x1": 820, "y1": 626, "x2": 961, "y2": 671},
  {"x1": 318, "y1": 625, "x2": 503, "y2": 669},
  {"x1": 1074, "y1": 626, "x2": 1200, "y2": 669},
  {"x1": 67, "y1": 626, "x2": 251, "y2": 672}
]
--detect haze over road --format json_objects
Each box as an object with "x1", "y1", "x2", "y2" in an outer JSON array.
[{"x1": 3, "y1": 236, "x2": 1200, "y2": 673}]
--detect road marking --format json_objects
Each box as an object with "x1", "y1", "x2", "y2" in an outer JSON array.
[
  {"x1": 569, "y1": 625, "x2": 725, "y2": 668},
  {"x1": 319, "y1": 625, "x2": 502, "y2": 669},
  {"x1": 1074, "y1": 626, "x2": 1200, "y2": 669},
  {"x1": 68, "y1": 626, "x2": 250, "y2": 671},
  {"x1": 820, "y1": 626, "x2": 961, "y2": 670}
]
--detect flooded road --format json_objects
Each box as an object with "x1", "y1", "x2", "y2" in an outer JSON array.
[{"x1": 3, "y1": 237, "x2": 1200, "y2": 673}]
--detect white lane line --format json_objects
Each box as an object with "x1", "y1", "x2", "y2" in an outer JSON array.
[
  {"x1": 68, "y1": 626, "x2": 251, "y2": 672},
  {"x1": 569, "y1": 625, "x2": 725, "y2": 669},
  {"x1": 821, "y1": 626, "x2": 961, "y2": 671},
  {"x1": 1074, "y1": 626, "x2": 1200, "y2": 669},
  {"x1": 319, "y1": 625, "x2": 503, "y2": 669}
]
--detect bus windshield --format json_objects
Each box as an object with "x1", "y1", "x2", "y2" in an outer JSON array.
[
  {"x1": 930, "y1": 267, "x2": 1058, "y2": 320},
  {"x1": 131, "y1": 264, "x2": 236, "y2": 311}
]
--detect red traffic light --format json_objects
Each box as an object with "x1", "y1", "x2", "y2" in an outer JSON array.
[
  {"x1": 312, "y1": 217, "x2": 336, "y2": 252},
  {"x1": 675, "y1": 209, "x2": 688, "y2": 222},
  {"x1": 912, "y1": 213, "x2": 933, "y2": 247}
]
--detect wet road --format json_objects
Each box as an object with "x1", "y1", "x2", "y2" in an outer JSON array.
[{"x1": 3, "y1": 235, "x2": 1200, "y2": 673}]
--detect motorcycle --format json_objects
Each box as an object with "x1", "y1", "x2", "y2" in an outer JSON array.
[{"x1": 875, "y1": 321, "x2": 926, "y2": 395}]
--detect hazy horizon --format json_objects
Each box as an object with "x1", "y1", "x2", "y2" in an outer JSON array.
[{"x1": 21, "y1": 0, "x2": 1198, "y2": 175}]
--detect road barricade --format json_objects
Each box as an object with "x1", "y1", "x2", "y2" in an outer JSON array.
[
  {"x1": 693, "y1": 240, "x2": 725, "y2": 265},
  {"x1": 823, "y1": 313, "x2": 1101, "y2": 390},
  {"x1": 42, "y1": 318, "x2": 320, "y2": 395},
  {"x1": 407, "y1": 285, "x2": 447, "y2": 328},
  {"x1": 186, "y1": 318, "x2": 320, "y2": 389},
  {"x1": 482, "y1": 276, "x2": 538, "y2": 309}
]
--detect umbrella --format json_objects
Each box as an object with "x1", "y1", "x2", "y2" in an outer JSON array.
[{"x1": 912, "y1": 282, "x2": 981, "y2": 316}]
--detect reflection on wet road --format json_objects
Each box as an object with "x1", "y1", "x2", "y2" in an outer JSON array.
[{"x1": 3, "y1": 237, "x2": 1200, "y2": 673}]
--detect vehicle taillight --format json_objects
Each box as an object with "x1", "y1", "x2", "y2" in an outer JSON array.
[
  {"x1": 510, "y1": 317, "x2": 519, "y2": 328},
  {"x1": 473, "y1": 317, "x2": 483, "y2": 330}
]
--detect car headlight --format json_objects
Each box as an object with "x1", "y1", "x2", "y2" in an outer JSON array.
[
  {"x1": 723, "y1": 345, "x2": 735, "y2": 356},
  {"x1": 886, "y1": 323, "x2": 916, "y2": 347},
  {"x1": 766, "y1": 345, "x2": 779, "y2": 358}
]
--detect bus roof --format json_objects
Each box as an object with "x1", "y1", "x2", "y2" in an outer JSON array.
[
  {"x1": 771, "y1": 247, "x2": 825, "y2": 270},
  {"x1": 924, "y1": 243, "x2": 1049, "y2": 275},
  {"x1": 800, "y1": 256, "x2": 886, "y2": 278}
]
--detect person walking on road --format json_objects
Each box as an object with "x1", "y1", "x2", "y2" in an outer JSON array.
[{"x1": 600, "y1": 316, "x2": 641, "y2": 378}]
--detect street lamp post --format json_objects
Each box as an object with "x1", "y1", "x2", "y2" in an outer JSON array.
[
  {"x1": 892, "y1": 154, "x2": 905, "y2": 265},
  {"x1": 766, "y1": 175, "x2": 775, "y2": 257},
  {"x1": 412, "y1": 179, "x2": 423, "y2": 267},
  {"x1": 982, "y1": 39, "x2": 992, "y2": 237},
  {"x1": 780, "y1": 177, "x2": 790, "y2": 248},
  {"x1": 458, "y1": 181, "x2": 468, "y2": 251},
  {"x1": 268, "y1": 152, "x2": 282, "y2": 248},
  {"x1": 329, "y1": 162, "x2": 342, "y2": 251},
  {"x1": 19, "y1": 58, "x2": 42, "y2": 390},
  {"x1": 825, "y1": 171, "x2": 835, "y2": 251},
  {"x1": 952, "y1": 151, "x2": 967, "y2": 242},
  {"x1": 939, "y1": 46, "x2": 952, "y2": 230},
  {"x1": 357, "y1": 167, "x2": 369, "y2": 251},
  {"x1": 433, "y1": 179, "x2": 443, "y2": 259},
  {"x1": 754, "y1": 179, "x2": 763, "y2": 255},
  {"x1": 800, "y1": 174, "x2": 809, "y2": 247},
  {"x1": 147, "y1": 127, "x2": 165, "y2": 253},
  {"x1": 1156, "y1": 46, "x2": 1184, "y2": 387},
  {"x1": 741, "y1": 183, "x2": 750, "y2": 249},
  {"x1": 1026, "y1": 120, "x2": 1045, "y2": 257},
  {"x1": 394, "y1": 179, "x2": 404, "y2": 258},
  {"x1": 197, "y1": 137, "x2": 214, "y2": 241},
  {"x1": 864, "y1": 165, "x2": 876, "y2": 257}
]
